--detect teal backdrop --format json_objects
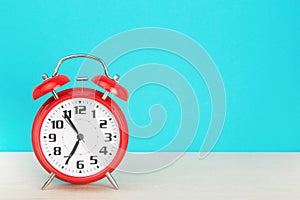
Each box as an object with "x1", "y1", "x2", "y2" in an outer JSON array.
[{"x1": 0, "y1": 0, "x2": 299, "y2": 152}]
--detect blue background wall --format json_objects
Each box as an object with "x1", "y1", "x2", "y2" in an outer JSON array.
[{"x1": 0, "y1": 0, "x2": 299, "y2": 152}]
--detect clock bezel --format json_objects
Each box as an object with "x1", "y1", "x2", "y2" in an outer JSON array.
[{"x1": 32, "y1": 88, "x2": 128, "y2": 184}]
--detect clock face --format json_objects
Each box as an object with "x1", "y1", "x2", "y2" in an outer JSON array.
[{"x1": 40, "y1": 97, "x2": 120, "y2": 177}]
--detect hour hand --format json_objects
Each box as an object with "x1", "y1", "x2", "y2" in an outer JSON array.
[
  {"x1": 65, "y1": 140, "x2": 80, "y2": 165},
  {"x1": 63, "y1": 114, "x2": 79, "y2": 134}
]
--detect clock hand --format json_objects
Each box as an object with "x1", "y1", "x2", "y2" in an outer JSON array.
[
  {"x1": 63, "y1": 114, "x2": 79, "y2": 135},
  {"x1": 63, "y1": 115, "x2": 86, "y2": 143},
  {"x1": 65, "y1": 140, "x2": 80, "y2": 165}
]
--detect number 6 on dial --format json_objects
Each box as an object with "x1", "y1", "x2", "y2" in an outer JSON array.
[{"x1": 32, "y1": 54, "x2": 129, "y2": 190}]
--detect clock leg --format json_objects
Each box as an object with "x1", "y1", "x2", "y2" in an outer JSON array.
[
  {"x1": 41, "y1": 172, "x2": 56, "y2": 190},
  {"x1": 105, "y1": 172, "x2": 119, "y2": 190}
]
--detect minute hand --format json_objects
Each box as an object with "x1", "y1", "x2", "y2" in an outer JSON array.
[{"x1": 63, "y1": 115, "x2": 79, "y2": 135}]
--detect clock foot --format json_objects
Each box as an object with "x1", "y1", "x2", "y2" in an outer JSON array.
[
  {"x1": 41, "y1": 172, "x2": 55, "y2": 190},
  {"x1": 106, "y1": 172, "x2": 119, "y2": 190}
]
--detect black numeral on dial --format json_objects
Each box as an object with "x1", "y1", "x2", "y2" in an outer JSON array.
[
  {"x1": 76, "y1": 160, "x2": 84, "y2": 169},
  {"x1": 49, "y1": 133, "x2": 56, "y2": 142},
  {"x1": 92, "y1": 110, "x2": 96, "y2": 118},
  {"x1": 63, "y1": 110, "x2": 71, "y2": 118},
  {"x1": 100, "y1": 120, "x2": 107, "y2": 128},
  {"x1": 51, "y1": 120, "x2": 64, "y2": 129},
  {"x1": 53, "y1": 147, "x2": 61, "y2": 155},
  {"x1": 90, "y1": 156, "x2": 98, "y2": 164},
  {"x1": 74, "y1": 106, "x2": 86, "y2": 114},
  {"x1": 99, "y1": 146, "x2": 108, "y2": 155},
  {"x1": 105, "y1": 133, "x2": 112, "y2": 142}
]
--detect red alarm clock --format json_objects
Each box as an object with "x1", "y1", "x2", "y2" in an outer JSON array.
[{"x1": 32, "y1": 54, "x2": 129, "y2": 190}]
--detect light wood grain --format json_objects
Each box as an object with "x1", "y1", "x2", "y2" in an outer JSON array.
[{"x1": 0, "y1": 152, "x2": 299, "y2": 200}]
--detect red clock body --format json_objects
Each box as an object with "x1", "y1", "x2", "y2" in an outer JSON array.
[{"x1": 32, "y1": 88, "x2": 128, "y2": 184}]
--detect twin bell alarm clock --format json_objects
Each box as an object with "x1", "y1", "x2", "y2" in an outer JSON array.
[{"x1": 32, "y1": 54, "x2": 129, "y2": 190}]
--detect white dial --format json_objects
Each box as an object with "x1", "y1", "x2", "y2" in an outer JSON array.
[{"x1": 40, "y1": 98, "x2": 120, "y2": 177}]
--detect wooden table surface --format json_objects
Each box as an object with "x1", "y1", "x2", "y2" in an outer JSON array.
[{"x1": 0, "y1": 152, "x2": 299, "y2": 200}]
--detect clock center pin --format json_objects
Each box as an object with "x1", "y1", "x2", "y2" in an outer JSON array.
[{"x1": 77, "y1": 133, "x2": 84, "y2": 141}]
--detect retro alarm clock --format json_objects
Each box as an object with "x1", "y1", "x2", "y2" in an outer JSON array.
[{"x1": 32, "y1": 54, "x2": 129, "y2": 190}]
